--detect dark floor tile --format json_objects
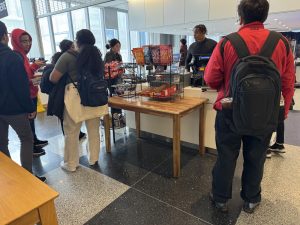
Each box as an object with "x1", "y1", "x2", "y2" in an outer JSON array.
[
  {"x1": 133, "y1": 152, "x2": 243, "y2": 225},
  {"x1": 285, "y1": 111, "x2": 300, "y2": 147},
  {"x1": 80, "y1": 138, "x2": 173, "y2": 185},
  {"x1": 85, "y1": 188, "x2": 210, "y2": 225},
  {"x1": 32, "y1": 150, "x2": 63, "y2": 176},
  {"x1": 111, "y1": 139, "x2": 172, "y2": 171},
  {"x1": 80, "y1": 155, "x2": 150, "y2": 186}
]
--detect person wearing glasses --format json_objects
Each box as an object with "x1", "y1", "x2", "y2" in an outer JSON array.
[{"x1": 11, "y1": 28, "x2": 48, "y2": 157}]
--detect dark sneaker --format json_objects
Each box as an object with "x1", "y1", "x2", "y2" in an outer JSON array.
[
  {"x1": 34, "y1": 139, "x2": 48, "y2": 148},
  {"x1": 33, "y1": 148, "x2": 46, "y2": 157},
  {"x1": 243, "y1": 201, "x2": 260, "y2": 214},
  {"x1": 209, "y1": 192, "x2": 228, "y2": 213},
  {"x1": 266, "y1": 150, "x2": 272, "y2": 158},
  {"x1": 79, "y1": 131, "x2": 86, "y2": 141},
  {"x1": 269, "y1": 143, "x2": 286, "y2": 153},
  {"x1": 89, "y1": 161, "x2": 98, "y2": 167},
  {"x1": 36, "y1": 175, "x2": 47, "y2": 183}
]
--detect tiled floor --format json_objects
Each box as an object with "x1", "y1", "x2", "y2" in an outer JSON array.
[{"x1": 6, "y1": 110, "x2": 300, "y2": 225}]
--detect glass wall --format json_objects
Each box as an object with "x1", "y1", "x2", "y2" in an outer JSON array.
[
  {"x1": 39, "y1": 17, "x2": 52, "y2": 60},
  {"x1": 32, "y1": 1, "x2": 180, "y2": 61},
  {"x1": 52, "y1": 13, "x2": 71, "y2": 52},
  {"x1": 139, "y1": 32, "x2": 149, "y2": 46},
  {"x1": 117, "y1": 11, "x2": 130, "y2": 62},
  {"x1": 105, "y1": 29, "x2": 118, "y2": 42},
  {"x1": 1, "y1": 0, "x2": 24, "y2": 33},
  {"x1": 71, "y1": 9, "x2": 87, "y2": 37},
  {"x1": 88, "y1": 7, "x2": 105, "y2": 54}
]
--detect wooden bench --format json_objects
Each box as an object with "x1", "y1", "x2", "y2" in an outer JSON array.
[{"x1": 0, "y1": 152, "x2": 59, "y2": 225}]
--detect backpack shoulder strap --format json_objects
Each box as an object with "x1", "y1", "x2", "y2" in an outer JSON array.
[
  {"x1": 260, "y1": 31, "x2": 290, "y2": 57},
  {"x1": 220, "y1": 32, "x2": 250, "y2": 59},
  {"x1": 259, "y1": 31, "x2": 281, "y2": 58}
]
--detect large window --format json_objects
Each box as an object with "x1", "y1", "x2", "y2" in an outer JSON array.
[
  {"x1": 39, "y1": 17, "x2": 52, "y2": 60},
  {"x1": 2, "y1": 0, "x2": 24, "y2": 33},
  {"x1": 130, "y1": 31, "x2": 139, "y2": 48},
  {"x1": 89, "y1": 7, "x2": 105, "y2": 54},
  {"x1": 49, "y1": 0, "x2": 67, "y2": 13},
  {"x1": 117, "y1": 11, "x2": 129, "y2": 62},
  {"x1": 139, "y1": 32, "x2": 149, "y2": 46},
  {"x1": 71, "y1": 9, "x2": 87, "y2": 37},
  {"x1": 52, "y1": 13, "x2": 71, "y2": 52},
  {"x1": 105, "y1": 29, "x2": 118, "y2": 43}
]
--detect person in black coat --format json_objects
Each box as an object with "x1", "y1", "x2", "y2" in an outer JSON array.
[{"x1": 0, "y1": 21, "x2": 45, "y2": 181}]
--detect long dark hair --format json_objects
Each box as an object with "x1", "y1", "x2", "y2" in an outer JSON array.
[{"x1": 76, "y1": 29, "x2": 103, "y2": 76}]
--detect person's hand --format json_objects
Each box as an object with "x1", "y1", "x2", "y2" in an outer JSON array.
[
  {"x1": 34, "y1": 60, "x2": 46, "y2": 67},
  {"x1": 28, "y1": 112, "x2": 37, "y2": 119}
]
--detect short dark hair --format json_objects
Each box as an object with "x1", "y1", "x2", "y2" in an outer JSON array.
[
  {"x1": 51, "y1": 52, "x2": 63, "y2": 65},
  {"x1": 59, "y1": 39, "x2": 73, "y2": 52},
  {"x1": 106, "y1": 38, "x2": 121, "y2": 50},
  {"x1": 0, "y1": 21, "x2": 8, "y2": 40},
  {"x1": 193, "y1": 24, "x2": 207, "y2": 34},
  {"x1": 238, "y1": 0, "x2": 269, "y2": 24},
  {"x1": 180, "y1": 38, "x2": 187, "y2": 45}
]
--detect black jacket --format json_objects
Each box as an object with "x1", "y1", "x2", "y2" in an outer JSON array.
[
  {"x1": 0, "y1": 43, "x2": 35, "y2": 115},
  {"x1": 42, "y1": 65, "x2": 67, "y2": 120},
  {"x1": 185, "y1": 38, "x2": 217, "y2": 71}
]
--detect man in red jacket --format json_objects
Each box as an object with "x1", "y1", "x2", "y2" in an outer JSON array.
[
  {"x1": 11, "y1": 29, "x2": 48, "y2": 157},
  {"x1": 204, "y1": 0, "x2": 295, "y2": 213}
]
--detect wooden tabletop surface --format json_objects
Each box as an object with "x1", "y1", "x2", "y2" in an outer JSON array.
[
  {"x1": 0, "y1": 152, "x2": 59, "y2": 225},
  {"x1": 108, "y1": 96, "x2": 208, "y2": 115}
]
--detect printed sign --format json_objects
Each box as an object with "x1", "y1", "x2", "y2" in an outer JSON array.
[{"x1": 0, "y1": 0, "x2": 8, "y2": 19}]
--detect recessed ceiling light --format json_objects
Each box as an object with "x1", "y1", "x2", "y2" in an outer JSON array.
[
  {"x1": 274, "y1": 19, "x2": 278, "y2": 21},
  {"x1": 282, "y1": 24, "x2": 286, "y2": 27}
]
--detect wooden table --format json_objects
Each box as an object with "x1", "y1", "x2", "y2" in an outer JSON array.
[
  {"x1": 0, "y1": 152, "x2": 59, "y2": 225},
  {"x1": 108, "y1": 96, "x2": 208, "y2": 177}
]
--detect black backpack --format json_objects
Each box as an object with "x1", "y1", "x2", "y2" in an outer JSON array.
[
  {"x1": 221, "y1": 31, "x2": 288, "y2": 136},
  {"x1": 67, "y1": 51, "x2": 108, "y2": 107},
  {"x1": 76, "y1": 70, "x2": 108, "y2": 107},
  {"x1": 40, "y1": 65, "x2": 55, "y2": 94}
]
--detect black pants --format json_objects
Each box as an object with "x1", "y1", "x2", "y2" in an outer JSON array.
[
  {"x1": 29, "y1": 97, "x2": 38, "y2": 142},
  {"x1": 276, "y1": 106, "x2": 285, "y2": 144},
  {"x1": 110, "y1": 77, "x2": 121, "y2": 114},
  {"x1": 212, "y1": 111, "x2": 272, "y2": 203}
]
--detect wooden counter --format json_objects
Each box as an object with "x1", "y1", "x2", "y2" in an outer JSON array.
[
  {"x1": 108, "y1": 96, "x2": 208, "y2": 177},
  {"x1": 0, "y1": 152, "x2": 59, "y2": 225}
]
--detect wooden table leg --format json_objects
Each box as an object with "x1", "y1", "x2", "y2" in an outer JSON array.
[
  {"x1": 104, "y1": 114, "x2": 111, "y2": 153},
  {"x1": 38, "y1": 200, "x2": 58, "y2": 225},
  {"x1": 135, "y1": 112, "x2": 141, "y2": 138},
  {"x1": 173, "y1": 114, "x2": 181, "y2": 178},
  {"x1": 199, "y1": 104, "x2": 205, "y2": 155}
]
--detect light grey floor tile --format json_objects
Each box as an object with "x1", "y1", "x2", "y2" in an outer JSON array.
[
  {"x1": 236, "y1": 144, "x2": 300, "y2": 225},
  {"x1": 45, "y1": 166, "x2": 129, "y2": 225}
]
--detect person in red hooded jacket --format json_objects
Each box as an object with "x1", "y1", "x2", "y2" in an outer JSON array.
[{"x1": 11, "y1": 28, "x2": 48, "y2": 157}]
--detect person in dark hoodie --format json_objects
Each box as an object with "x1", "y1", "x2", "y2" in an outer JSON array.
[
  {"x1": 11, "y1": 28, "x2": 48, "y2": 157},
  {"x1": 0, "y1": 21, "x2": 46, "y2": 182}
]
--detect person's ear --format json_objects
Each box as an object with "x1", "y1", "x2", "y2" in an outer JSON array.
[{"x1": 239, "y1": 17, "x2": 244, "y2": 26}]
